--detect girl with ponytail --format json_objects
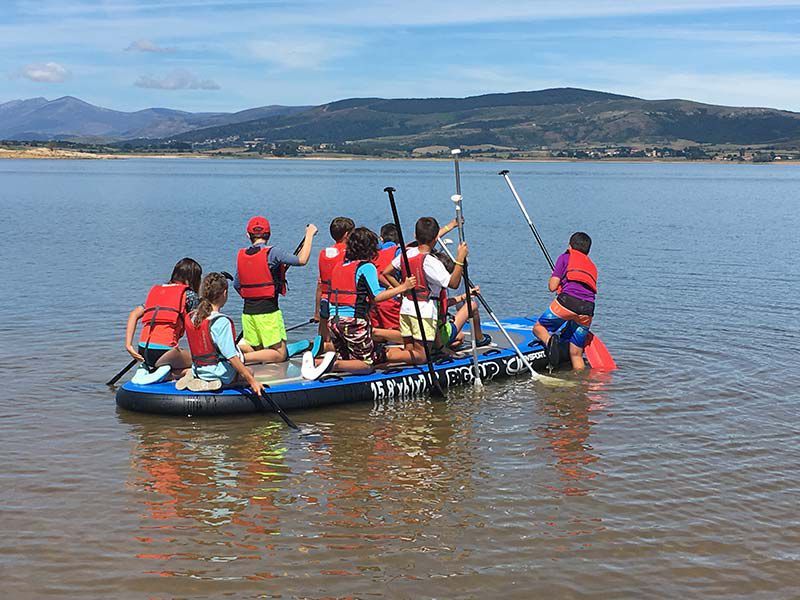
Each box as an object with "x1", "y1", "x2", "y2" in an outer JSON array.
[
  {"x1": 125, "y1": 257, "x2": 202, "y2": 384},
  {"x1": 176, "y1": 272, "x2": 264, "y2": 394}
]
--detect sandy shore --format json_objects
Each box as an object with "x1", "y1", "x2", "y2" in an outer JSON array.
[
  {"x1": 2, "y1": 146, "x2": 799, "y2": 165},
  {"x1": 0, "y1": 147, "x2": 120, "y2": 159}
]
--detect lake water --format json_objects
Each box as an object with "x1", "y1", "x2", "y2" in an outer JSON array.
[{"x1": 1, "y1": 158, "x2": 799, "y2": 598}]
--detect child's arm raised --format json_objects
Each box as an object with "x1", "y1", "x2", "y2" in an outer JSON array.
[
  {"x1": 447, "y1": 242, "x2": 468, "y2": 289},
  {"x1": 295, "y1": 224, "x2": 318, "y2": 266},
  {"x1": 125, "y1": 305, "x2": 145, "y2": 361}
]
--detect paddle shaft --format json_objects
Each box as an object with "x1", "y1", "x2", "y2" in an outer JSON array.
[
  {"x1": 106, "y1": 358, "x2": 138, "y2": 386},
  {"x1": 249, "y1": 389, "x2": 298, "y2": 429},
  {"x1": 499, "y1": 170, "x2": 555, "y2": 271},
  {"x1": 384, "y1": 187, "x2": 446, "y2": 398},
  {"x1": 452, "y1": 151, "x2": 482, "y2": 385},
  {"x1": 437, "y1": 238, "x2": 539, "y2": 378}
]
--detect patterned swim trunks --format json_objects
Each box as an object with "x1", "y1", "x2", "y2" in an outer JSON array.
[{"x1": 328, "y1": 317, "x2": 385, "y2": 365}]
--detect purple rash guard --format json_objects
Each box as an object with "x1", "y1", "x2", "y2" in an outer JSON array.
[{"x1": 552, "y1": 252, "x2": 596, "y2": 303}]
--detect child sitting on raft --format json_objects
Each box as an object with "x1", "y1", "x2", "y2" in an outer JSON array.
[
  {"x1": 532, "y1": 231, "x2": 597, "y2": 371},
  {"x1": 431, "y1": 250, "x2": 491, "y2": 352},
  {"x1": 315, "y1": 216, "x2": 354, "y2": 346},
  {"x1": 382, "y1": 217, "x2": 469, "y2": 366},
  {"x1": 177, "y1": 272, "x2": 264, "y2": 394},
  {"x1": 125, "y1": 257, "x2": 202, "y2": 383},
  {"x1": 301, "y1": 227, "x2": 416, "y2": 380}
]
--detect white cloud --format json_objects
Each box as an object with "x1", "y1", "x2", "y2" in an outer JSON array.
[
  {"x1": 249, "y1": 36, "x2": 359, "y2": 69},
  {"x1": 134, "y1": 69, "x2": 220, "y2": 90},
  {"x1": 18, "y1": 61, "x2": 70, "y2": 82},
  {"x1": 125, "y1": 39, "x2": 176, "y2": 53}
]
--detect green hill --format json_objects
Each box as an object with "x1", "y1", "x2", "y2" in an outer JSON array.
[{"x1": 170, "y1": 87, "x2": 800, "y2": 151}]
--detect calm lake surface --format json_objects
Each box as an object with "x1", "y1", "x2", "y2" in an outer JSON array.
[{"x1": 1, "y1": 158, "x2": 799, "y2": 599}]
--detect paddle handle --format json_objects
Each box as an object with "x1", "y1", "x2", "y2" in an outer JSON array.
[{"x1": 499, "y1": 170, "x2": 555, "y2": 271}]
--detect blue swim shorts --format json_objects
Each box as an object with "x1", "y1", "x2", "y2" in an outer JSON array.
[{"x1": 537, "y1": 306, "x2": 591, "y2": 348}]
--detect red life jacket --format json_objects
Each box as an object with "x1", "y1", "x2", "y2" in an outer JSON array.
[
  {"x1": 139, "y1": 283, "x2": 188, "y2": 348},
  {"x1": 236, "y1": 246, "x2": 284, "y2": 300},
  {"x1": 400, "y1": 251, "x2": 434, "y2": 301},
  {"x1": 437, "y1": 288, "x2": 448, "y2": 321},
  {"x1": 373, "y1": 244, "x2": 399, "y2": 275},
  {"x1": 329, "y1": 260, "x2": 372, "y2": 319},
  {"x1": 564, "y1": 248, "x2": 598, "y2": 292},
  {"x1": 183, "y1": 312, "x2": 237, "y2": 367},
  {"x1": 318, "y1": 242, "x2": 346, "y2": 299}
]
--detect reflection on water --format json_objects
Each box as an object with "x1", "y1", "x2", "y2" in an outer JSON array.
[
  {"x1": 118, "y1": 379, "x2": 615, "y2": 595},
  {"x1": 540, "y1": 372, "x2": 612, "y2": 497}
]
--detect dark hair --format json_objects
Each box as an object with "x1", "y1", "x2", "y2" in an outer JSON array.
[
  {"x1": 330, "y1": 217, "x2": 355, "y2": 242},
  {"x1": 379, "y1": 223, "x2": 400, "y2": 244},
  {"x1": 569, "y1": 231, "x2": 592, "y2": 254},
  {"x1": 170, "y1": 257, "x2": 202, "y2": 293},
  {"x1": 415, "y1": 217, "x2": 440, "y2": 245},
  {"x1": 249, "y1": 232, "x2": 270, "y2": 244},
  {"x1": 432, "y1": 249, "x2": 455, "y2": 273},
  {"x1": 345, "y1": 227, "x2": 379, "y2": 262},
  {"x1": 193, "y1": 272, "x2": 228, "y2": 326}
]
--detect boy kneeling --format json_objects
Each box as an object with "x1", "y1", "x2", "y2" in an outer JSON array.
[
  {"x1": 301, "y1": 227, "x2": 415, "y2": 380},
  {"x1": 532, "y1": 232, "x2": 597, "y2": 371}
]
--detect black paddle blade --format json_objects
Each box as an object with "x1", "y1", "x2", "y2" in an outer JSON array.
[{"x1": 429, "y1": 374, "x2": 446, "y2": 397}]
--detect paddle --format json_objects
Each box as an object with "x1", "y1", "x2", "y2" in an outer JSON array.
[
  {"x1": 498, "y1": 169, "x2": 617, "y2": 371},
  {"x1": 384, "y1": 186, "x2": 446, "y2": 398},
  {"x1": 106, "y1": 359, "x2": 137, "y2": 386},
  {"x1": 450, "y1": 150, "x2": 482, "y2": 387},
  {"x1": 285, "y1": 317, "x2": 316, "y2": 333},
  {"x1": 257, "y1": 389, "x2": 298, "y2": 430}
]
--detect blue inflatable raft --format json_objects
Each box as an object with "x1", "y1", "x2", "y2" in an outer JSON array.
[{"x1": 116, "y1": 317, "x2": 554, "y2": 416}]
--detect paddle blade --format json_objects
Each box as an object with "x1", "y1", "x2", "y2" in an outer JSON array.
[{"x1": 584, "y1": 333, "x2": 617, "y2": 371}]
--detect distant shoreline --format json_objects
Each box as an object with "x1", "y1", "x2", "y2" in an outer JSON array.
[{"x1": 2, "y1": 146, "x2": 799, "y2": 165}]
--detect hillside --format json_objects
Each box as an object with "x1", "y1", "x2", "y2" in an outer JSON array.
[
  {"x1": 0, "y1": 97, "x2": 310, "y2": 141},
  {"x1": 169, "y1": 88, "x2": 800, "y2": 150}
]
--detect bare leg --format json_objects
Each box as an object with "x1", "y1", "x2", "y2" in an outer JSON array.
[
  {"x1": 331, "y1": 359, "x2": 373, "y2": 374},
  {"x1": 569, "y1": 343, "x2": 586, "y2": 371},
  {"x1": 155, "y1": 347, "x2": 193, "y2": 379},
  {"x1": 318, "y1": 318, "x2": 330, "y2": 342},
  {"x1": 373, "y1": 328, "x2": 403, "y2": 344},
  {"x1": 454, "y1": 300, "x2": 483, "y2": 339},
  {"x1": 243, "y1": 340, "x2": 288, "y2": 364},
  {"x1": 533, "y1": 322, "x2": 551, "y2": 345},
  {"x1": 385, "y1": 339, "x2": 428, "y2": 365}
]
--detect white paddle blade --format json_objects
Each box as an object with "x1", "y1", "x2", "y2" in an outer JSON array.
[{"x1": 451, "y1": 148, "x2": 462, "y2": 156}]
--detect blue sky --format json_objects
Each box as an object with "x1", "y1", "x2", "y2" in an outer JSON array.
[{"x1": 3, "y1": 0, "x2": 800, "y2": 112}]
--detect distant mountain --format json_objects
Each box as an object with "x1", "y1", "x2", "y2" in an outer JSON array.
[
  {"x1": 4, "y1": 88, "x2": 800, "y2": 149},
  {"x1": 169, "y1": 87, "x2": 800, "y2": 149},
  {"x1": 0, "y1": 96, "x2": 310, "y2": 141}
]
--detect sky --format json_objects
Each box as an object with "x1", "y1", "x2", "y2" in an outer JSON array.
[{"x1": 3, "y1": 0, "x2": 800, "y2": 112}]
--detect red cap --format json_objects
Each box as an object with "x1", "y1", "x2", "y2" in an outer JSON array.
[{"x1": 247, "y1": 216, "x2": 270, "y2": 235}]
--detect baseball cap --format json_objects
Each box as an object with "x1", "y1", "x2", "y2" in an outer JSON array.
[{"x1": 247, "y1": 216, "x2": 270, "y2": 235}]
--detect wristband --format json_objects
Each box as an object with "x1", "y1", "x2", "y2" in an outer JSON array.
[{"x1": 454, "y1": 260, "x2": 464, "y2": 266}]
